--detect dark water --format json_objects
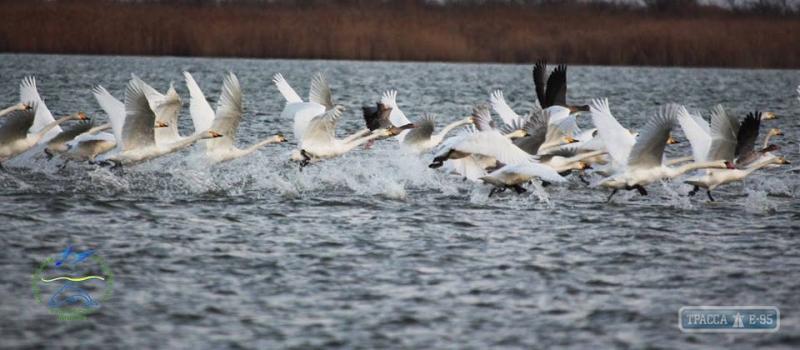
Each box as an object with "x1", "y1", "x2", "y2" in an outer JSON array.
[{"x1": 1, "y1": 54, "x2": 799, "y2": 349}]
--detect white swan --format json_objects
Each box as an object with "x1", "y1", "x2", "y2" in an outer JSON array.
[
  {"x1": 290, "y1": 106, "x2": 394, "y2": 164},
  {"x1": 20, "y1": 76, "x2": 63, "y2": 144},
  {"x1": 594, "y1": 104, "x2": 733, "y2": 201},
  {"x1": 131, "y1": 74, "x2": 184, "y2": 146},
  {"x1": 685, "y1": 155, "x2": 790, "y2": 201},
  {"x1": 273, "y1": 73, "x2": 330, "y2": 142},
  {"x1": 429, "y1": 128, "x2": 535, "y2": 169},
  {"x1": 192, "y1": 72, "x2": 287, "y2": 163},
  {"x1": 0, "y1": 104, "x2": 88, "y2": 168},
  {"x1": 480, "y1": 162, "x2": 567, "y2": 197},
  {"x1": 401, "y1": 114, "x2": 473, "y2": 154},
  {"x1": 0, "y1": 102, "x2": 30, "y2": 117},
  {"x1": 95, "y1": 78, "x2": 223, "y2": 168},
  {"x1": 489, "y1": 90, "x2": 526, "y2": 126}
]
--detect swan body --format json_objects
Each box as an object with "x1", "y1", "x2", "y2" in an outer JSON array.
[
  {"x1": 401, "y1": 114, "x2": 473, "y2": 154},
  {"x1": 684, "y1": 156, "x2": 790, "y2": 201},
  {"x1": 186, "y1": 72, "x2": 287, "y2": 163},
  {"x1": 273, "y1": 73, "x2": 329, "y2": 142},
  {"x1": 292, "y1": 106, "x2": 393, "y2": 162},
  {"x1": 480, "y1": 162, "x2": 567, "y2": 196}
]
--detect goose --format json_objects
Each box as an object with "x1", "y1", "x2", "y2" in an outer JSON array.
[
  {"x1": 193, "y1": 72, "x2": 288, "y2": 163},
  {"x1": 480, "y1": 162, "x2": 567, "y2": 197},
  {"x1": 0, "y1": 102, "x2": 31, "y2": 117},
  {"x1": 731, "y1": 111, "x2": 779, "y2": 168},
  {"x1": 131, "y1": 74, "x2": 184, "y2": 146},
  {"x1": 353, "y1": 102, "x2": 416, "y2": 149},
  {"x1": 532, "y1": 60, "x2": 589, "y2": 112},
  {"x1": 272, "y1": 73, "x2": 332, "y2": 142},
  {"x1": 290, "y1": 106, "x2": 395, "y2": 165},
  {"x1": 380, "y1": 90, "x2": 413, "y2": 143},
  {"x1": 593, "y1": 103, "x2": 734, "y2": 202},
  {"x1": 20, "y1": 76, "x2": 63, "y2": 144},
  {"x1": 685, "y1": 155, "x2": 790, "y2": 201},
  {"x1": 95, "y1": 78, "x2": 223, "y2": 168},
  {"x1": 0, "y1": 105, "x2": 88, "y2": 169}
]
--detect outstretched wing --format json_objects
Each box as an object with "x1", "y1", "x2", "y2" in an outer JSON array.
[
  {"x1": 183, "y1": 71, "x2": 216, "y2": 133},
  {"x1": 532, "y1": 60, "x2": 548, "y2": 108},
  {"x1": 20, "y1": 76, "x2": 62, "y2": 143},
  {"x1": 472, "y1": 104, "x2": 495, "y2": 132},
  {"x1": 93, "y1": 85, "x2": 126, "y2": 150},
  {"x1": 121, "y1": 78, "x2": 157, "y2": 150},
  {"x1": 489, "y1": 90, "x2": 522, "y2": 126},
  {"x1": 272, "y1": 73, "x2": 303, "y2": 104},
  {"x1": 309, "y1": 73, "x2": 334, "y2": 110},
  {"x1": 590, "y1": 98, "x2": 635, "y2": 166},
  {"x1": 677, "y1": 105, "x2": 711, "y2": 163},
  {"x1": 734, "y1": 111, "x2": 760, "y2": 158},
  {"x1": 544, "y1": 65, "x2": 567, "y2": 108},
  {"x1": 0, "y1": 106, "x2": 36, "y2": 142},
  {"x1": 209, "y1": 72, "x2": 244, "y2": 150},
  {"x1": 403, "y1": 114, "x2": 436, "y2": 144},
  {"x1": 627, "y1": 104, "x2": 678, "y2": 169},
  {"x1": 707, "y1": 104, "x2": 739, "y2": 162}
]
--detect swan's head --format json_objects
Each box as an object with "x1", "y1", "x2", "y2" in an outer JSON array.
[
  {"x1": 768, "y1": 128, "x2": 784, "y2": 137},
  {"x1": 463, "y1": 116, "x2": 475, "y2": 124},
  {"x1": 761, "y1": 111, "x2": 777, "y2": 120},
  {"x1": 21, "y1": 102, "x2": 32, "y2": 110},
  {"x1": 73, "y1": 112, "x2": 89, "y2": 120},
  {"x1": 777, "y1": 157, "x2": 790, "y2": 165},
  {"x1": 565, "y1": 136, "x2": 578, "y2": 144},
  {"x1": 506, "y1": 129, "x2": 529, "y2": 140},
  {"x1": 155, "y1": 121, "x2": 169, "y2": 128},
  {"x1": 204, "y1": 130, "x2": 223, "y2": 139},
  {"x1": 667, "y1": 136, "x2": 679, "y2": 145},
  {"x1": 275, "y1": 135, "x2": 288, "y2": 143},
  {"x1": 578, "y1": 161, "x2": 592, "y2": 170}
]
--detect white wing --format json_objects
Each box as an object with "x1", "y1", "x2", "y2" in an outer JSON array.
[
  {"x1": 93, "y1": 85, "x2": 126, "y2": 150},
  {"x1": 67, "y1": 131, "x2": 116, "y2": 147},
  {"x1": 489, "y1": 90, "x2": 522, "y2": 126},
  {"x1": 507, "y1": 163, "x2": 567, "y2": 183},
  {"x1": 301, "y1": 107, "x2": 342, "y2": 150},
  {"x1": 183, "y1": 71, "x2": 215, "y2": 133},
  {"x1": 707, "y1": 104, "x2": 739, "y2": 162},
  {"x1": 121, "y1": 78, "x2": 157, "y2": 151},
  {"x1": 285, "y1": 102, "x2": 326, "y2": 142},
  {"x1": 207, "y1": 72, "x2": 243, "y2": 151},
  {"x1": 130, "y1": 74, "x2": 164, "y2": 112},
  {"x1": 677, "y1": 105, "x2": 711, "y2": 163},
  {"x1": 272, "y1": 73, "x2": 303, "y2": 103},
  {"x1": 627, "y1": 104, "x2": 678, "y2": 169},
  {"x1": 308, "y1": 73, "x2": 334, "y2": 110},
  {"x1": 20, "y1": 76, "x2": 62, "y2": 143},
  {"x1": 688, "y1": 109, "x2": 710, "y2": 136},
  {"x1": 152, "y1": 83, "x2": 184, "y2": 145},
  {"x1": 446, "y1": 156, "x2": 491, "y2": 182},
  {"x1": 590, "y1": 98, "x2": 635, "y2": 166},
  {"x1": 381, "y1": 90, "x2": 412, "y2": 142},
  {"x1": 452, "y1": 130, "x2": 535, "y2": 165}
]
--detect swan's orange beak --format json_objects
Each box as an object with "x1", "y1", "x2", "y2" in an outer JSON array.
[
  {"x1": 579, "y1": 161, "x2": 592, "y2": 170},
  {"x1": 278, "y1": 135, "x2": 287, "y2": 142},
  {"x1": 210, "y1": 131, "x2": 223, "y2": 138},
  {"x1": 667, "y1": 136, "x2": 679, "y2": 145},
  {"x1": 76, "y1": 112, "x2": 89, "y2": 120},
  {"x1": 566, "y1": 136, "x2": 578, "y2": 144},
  {"x1": 155, "y1": 121, "x2": 168, "y2": 128},
  {"x1": 778, "y1": 157, "x2": 790, "y2": 165}
]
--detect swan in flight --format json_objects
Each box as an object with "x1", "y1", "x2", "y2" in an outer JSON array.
[
  {"x1": 351, "y1": 102, "x2": 416, "y2": 149},
  {"x1": 290, "y1": 106, "x2": 395, "y2": 165},
  {"x1": 131, "y1": 74, "x2": 184, "y2": 146},
  {"x1": 401, "y1": 113, "x2": 473, "y2": 154},
  {"x1": 0, "y1": 102, "x2": 31, "y2": 117},
  {"x1": 593, "y1": 103, "x2": 734, "y2": 201},
  {"x1": 682, "y1": 107, "x2": 783, "y2": 201},
  {"x1": 273, "y1": 72, "x2": 333, "y2": 142},
  {"x1": 429, "y1": 120, "x2": 534, "y2": 169},
  {"x1": 20, "y1": 76, "x2": 63, "y2": 144},
  {"x1": 480, "y1": 162, "x2": 567, "y2": 197},
  {"x1": 0, "y1": 104, "x2": 88, "y2": 169},
  {"x1": 532, "y1": 60, "x2": 589, "y2": 112},
  {"x1": 380, "y1": 90, "x2": 413, "y2": 143},
  {"x1": 94, "y1": 78, "x2": 223, "y2": 168},
  {"x1": 188, "y1": 72, "x2": 287, "y2": 163}
]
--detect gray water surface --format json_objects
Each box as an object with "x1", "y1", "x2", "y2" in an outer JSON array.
[{"x1": 1, "y1": 54, "x2": 799, "y2": 349}]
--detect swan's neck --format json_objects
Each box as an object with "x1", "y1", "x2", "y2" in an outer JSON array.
[
  {"x1": 85, "y1": 123, "x2": 112, "y2": 136},
  {"x1": 239, "y1": 137, "x2": 282, "y2": 157},
  {"x1": 29, "y1": 116, "x2": 75, "y2": 144},
  {"x1": 744, "y1": 157, "x2": 780, "y2": 176},
  {"x1": 763, "y1": 133, "x2": 773, "y2": 149},
  {"x1": 341, "y1": 128, "x2": 371, "y2": 144},
  {"x1": 565, "y1": 149, "x2": 607, "y2": 164},
  {"x1": 0, "y1": 103, "x2": 24, "y2": 117},
  {"x1": 342, "y1": 132, "x2": 383, "y2": 152},
  {"x1": 163, "y1": 132, "x2": 205, "y2": 152},
  {"x1": 666, "y1": 155, "x2": 694, "y2": 166},
  {"x1": 436, "y1": 120, "x2": 469, "y2": 139},
  {"x1": 669, "y1": 161, "x2": 724, "y2": 178}
]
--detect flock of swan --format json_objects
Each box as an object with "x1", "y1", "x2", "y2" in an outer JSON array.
[{"x1": 0, "y1": 61, "x2": 796, "y2": 202}]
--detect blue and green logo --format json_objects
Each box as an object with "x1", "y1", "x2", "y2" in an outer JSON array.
[{"x1": 31, "y1": 246, "x2": 114, "y2": 321}]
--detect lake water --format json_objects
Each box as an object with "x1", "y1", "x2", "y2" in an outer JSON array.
[{"x1": 1, "y1": 54, "x2": 799, "y2": 349}]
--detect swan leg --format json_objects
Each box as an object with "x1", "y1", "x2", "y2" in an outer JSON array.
[
  {"x1": 44, "y1": 149, "x2": 54, "y2": 161},
  {"x1": 488, "y1": 187, "x2": 499, "y2": 198},
  {"x1": 0, "y1": 162, "x2": 4, "y2": 171},
  {"x1": 511, "y1": 184, "x2": 527, "y2": 194},
  {"x1": 606, "y1": 189, "x2": 618, "y2": 202},
  {"x1": 58, "y1": 159, "x2": 70, "y2": 170},
  {"x1": 706, "y1": 190, "x2": 715, "y2": 202},
  {"x1": 429, "y1": 150, "x2": 453, "y2": 169},
  {"x1": 299, "y1": 150, "x2": 312, "y2": 169},
  {"x1": 633, "y1": 185, "x2": 648, "y2": 196},
  {"x1": 364, "y1": 139, "x2": 376, "y2": 150},
  {"x1": 578, "y1": 175, "x2": 590, "y2": 186},
  {"x1": 541, "y1": 181, "x2": 551, "y2": 188},
  {"x1": 688, "y1": 186, "x2": 699, "y2": 196}
]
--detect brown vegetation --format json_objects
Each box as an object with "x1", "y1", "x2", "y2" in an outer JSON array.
[{"x1": 1, "y1": 0, "x2": 799, "y2": 68}]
